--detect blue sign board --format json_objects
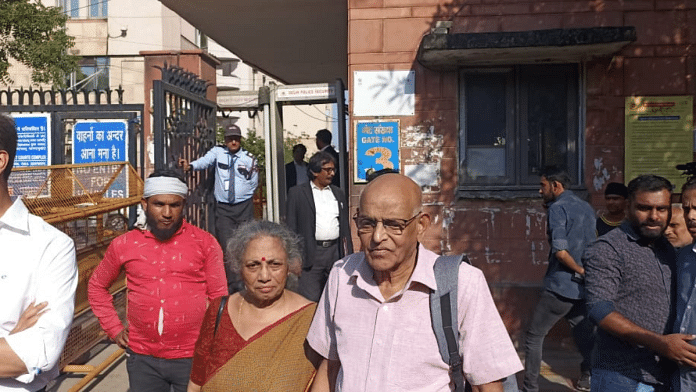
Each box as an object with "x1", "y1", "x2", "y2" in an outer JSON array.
[
  {"x1": 13, "y1": 114, "x2": 51, "y2": 167},
  {"x1": 72, "y1": 121, "x2": 128, "y2": 198},
  {"x1": 354, "y1": 120, "x2": 400, "y2": 182},
  {"x1": 73, "y1": 121, "x2": 127, "y2": 164}
]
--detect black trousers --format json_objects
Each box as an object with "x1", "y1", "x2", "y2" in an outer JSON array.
[
  {"x1": 298, "y1": 242, "x2": 339, "y2": 302},
  {"x1": 215, "y1": 198, "x2": 254, "y2": 293},
  {"x1": 125, "y1": 349, "x2": 192, "y2": 392}
]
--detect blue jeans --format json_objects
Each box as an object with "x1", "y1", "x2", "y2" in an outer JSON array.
[
  {"x1": 591, "y1": 368, "x2": 661, "y2": 392},
  {"x1": 521, "y1": 290, "x2": 595, "y2": 392}
]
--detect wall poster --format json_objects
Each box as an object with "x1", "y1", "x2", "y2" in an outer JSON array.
[{"x1": 625, "y1": 96, "x2": 693, "y2": 191}]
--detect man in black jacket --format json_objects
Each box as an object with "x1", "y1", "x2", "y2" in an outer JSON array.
[
  {"x1": 286, "y1": 151, "x2": 353, "y2": 301},
  {"x1": 316, "y1": 129, "x2": 340, "y2": 188}
]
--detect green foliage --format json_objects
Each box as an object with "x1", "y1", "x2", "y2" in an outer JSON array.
[
  {"x1": 0, "y1": 0, "x2": 79, "y2": 87},
  {"x1": 234, "y1": 127, "x2": 304, "y2": 198}
]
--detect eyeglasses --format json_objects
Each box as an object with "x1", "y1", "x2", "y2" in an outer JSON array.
[
  {"x1": 321, "y1": 166, "x2": 336, "y2": 174},
  {"x1": 353, "y1": 211, "x2": 422, "y2": 235}
]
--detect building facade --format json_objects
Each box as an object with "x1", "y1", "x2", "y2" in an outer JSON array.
[{"x1": 345, "y1": 1, "x2": 695, "y2": 346}]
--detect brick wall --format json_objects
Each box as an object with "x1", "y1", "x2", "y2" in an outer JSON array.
[{"x1": 347, "y1": 0, "x2": 696, "y2": 346}]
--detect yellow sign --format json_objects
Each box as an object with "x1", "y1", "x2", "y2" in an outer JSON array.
[{"x1": 625, "y1": 96, "x2": 693, "y2": 190}]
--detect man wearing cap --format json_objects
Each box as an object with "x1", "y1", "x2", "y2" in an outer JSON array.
[
  {"x1": 179, "y1": 124, "x2": 258, "y2": 292},
  {"x1": 88, "y1": 170, "x2": 227, "y2": 392},
  {"x1": 596, "y1": 182, "x2": 628, "y2": 237}
]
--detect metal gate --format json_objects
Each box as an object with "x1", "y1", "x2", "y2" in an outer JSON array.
[
  {"x1": 152, "y1": 63, "x2": 217, "y2": 233},
  {"x1": 0, "y1": 87, "x2": 144, "y2": 181},
  {"x1": 0, "y1": 86, "x2": 144, "y2": 371}
]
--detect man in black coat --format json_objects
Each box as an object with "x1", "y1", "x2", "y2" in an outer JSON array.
[
  {"x1": 285, "y1": 143, "x2": 308, "y2": 192},
  {"x1": 286, "y1": 151, "x2": 353, "y2": 301},
  {"x1": 316, "y1": 129, "x2": 340, "y2": 188}
]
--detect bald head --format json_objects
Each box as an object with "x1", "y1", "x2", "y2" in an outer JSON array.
[
  {"x1": 357, "y1": 174, "x2": 429, "y2": 274},
  {"x1": 360, "y1": 173, "x2": 422, "y2": 215}
]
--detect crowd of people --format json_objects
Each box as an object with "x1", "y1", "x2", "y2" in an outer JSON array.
[
  {"x1": 522, "y1": 169, "x2": 696, "y2": 392},
  {"x1": 2, "y1": 110, "x2": 696, "y2": 392}
]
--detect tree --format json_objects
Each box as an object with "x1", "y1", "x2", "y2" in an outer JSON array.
[
  {"x1": 235, "y1": 128, "x2": 302, "y2": 199},
  {"x1": 0, "y1": 0, "x2": 78, "y2": 87}
]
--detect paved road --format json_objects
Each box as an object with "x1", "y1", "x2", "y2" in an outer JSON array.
[
  {"x1": 46, "y1": 341, "x2": 581, "y2": 392},
  {"x1": 48, "y1": 342, "x2": 128, "y2": 392}
]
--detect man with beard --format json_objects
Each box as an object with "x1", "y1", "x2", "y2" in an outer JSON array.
[
  {"x1": 584, "y1": 175, "x2": 694, "y2": 391},
  {"x1": 522, "y1": 166, "x2": 596, "y2": 392},
  {"x1": 88, "y1": 170, "x2": 227, "y2": 392},
  {"x1": 671, "y1": 178, "x2": 696, "y2": 391}
]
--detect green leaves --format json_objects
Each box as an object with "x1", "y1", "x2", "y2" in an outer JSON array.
[{"x1": 0, "y1": 0, "x2": 78, "y2": 87}]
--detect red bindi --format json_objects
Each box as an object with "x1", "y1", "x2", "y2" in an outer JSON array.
[{"x1": 261, "y1": 257, "x2": 266, "y2": 261}]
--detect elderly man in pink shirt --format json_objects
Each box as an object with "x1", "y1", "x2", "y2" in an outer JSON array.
[{"x1": 307, "y1": 173, "x2": 522, "y2": 392}]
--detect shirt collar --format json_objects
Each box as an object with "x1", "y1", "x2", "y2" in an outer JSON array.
[
  {"x1": 547, "y1": 189, "x2": 573, "y2": 206},
  {"x1": 227, "y1": 147, "x2": 243, "y2": 157},
  {"x1": 310, "y1": 180, "x2": 329, "y2": 191},
  {"x1": 349, "y1": 243, "x2": 438, "y2": 300},
  {"x1": 0, "y1": 197, "x2": 30, "y2": 234}
]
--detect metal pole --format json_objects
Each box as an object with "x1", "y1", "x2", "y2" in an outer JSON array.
[
  {"x1": 268, "y1": 84, "x2": 283, "y2": 223},
  {"x1": 334, "y1": 79, "x2": 348, "y2": 194},
  {"x1": 152, "y1": 80, "x2": 164, "y2": 171},
  {"x1": 260, "y1": 86, "x2": 275, "y2": 221}
]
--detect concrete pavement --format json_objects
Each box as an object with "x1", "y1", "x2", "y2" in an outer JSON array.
[
  {"x1": 47, "y1": 341, "x2": 128, "y2": 392},
  {"x1": 45, "y1": 340, "x2": 584, "y2": 392}
]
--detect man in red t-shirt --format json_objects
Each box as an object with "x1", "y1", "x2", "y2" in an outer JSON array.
[{"x1": 88, "y1": 170, "x2": 227, "y2": 392}]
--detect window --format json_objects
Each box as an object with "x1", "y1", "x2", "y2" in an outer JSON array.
[
  {"x1": 458, "y1": 64, "x2": 581, "y2": 194},
  {"x1": 59, "y1": 0, "x2": 107, "y2": 18},
  {"x1": 219, "y1": 60, "x2": 239, "y2": 77},
  {"x1": 68, "y1": 57, "x2": 110, "y2": 91},
  {"x1": 89, "y1": 0, "x2": 107, "y2": 18},
  {"x1": 59, "y1": 0, "x2": 80, "y2": 18}
]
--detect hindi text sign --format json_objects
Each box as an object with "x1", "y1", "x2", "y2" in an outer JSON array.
[
  {"x1": 354, "y1": 120, "x2": 400, "y2": 182},
  {"x1": 625, "y1": 96, "x2": 694, "y2": 190}
]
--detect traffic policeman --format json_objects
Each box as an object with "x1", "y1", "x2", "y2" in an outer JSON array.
[{"x1": 179, "y1": 124, "x2": 258, "y2": 292}]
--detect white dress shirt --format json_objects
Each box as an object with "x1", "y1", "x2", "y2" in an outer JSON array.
[
  {"x1": 0, "y1": 198, "x2": 78, "y2": 391},
  {"x1": 311, "y1": 182, "x2": 340, "y2": 241}
]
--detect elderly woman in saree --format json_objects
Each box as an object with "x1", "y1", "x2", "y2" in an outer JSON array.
[{"x1": 187, "y1": 220, "x2": 319, "y2": 392}]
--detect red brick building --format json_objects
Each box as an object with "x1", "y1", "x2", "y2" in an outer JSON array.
[
  {"x1": 345, "y1": 1, "x2": 695, "y2": 346},
  {"x1": 161, "y1": 0, "x2": 695, "y2": 347}
]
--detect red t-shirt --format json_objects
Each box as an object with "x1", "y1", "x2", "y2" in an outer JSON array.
[{"x1": 88, "y1": 220, "x2": 228, "y2": 359}]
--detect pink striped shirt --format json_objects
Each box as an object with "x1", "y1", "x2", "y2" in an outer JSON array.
[{"x1": 307, "y1": 244, "x2": 522, "y2": 391}]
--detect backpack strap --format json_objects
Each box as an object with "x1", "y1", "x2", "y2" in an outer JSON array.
[
  {"x1": 214, "y1": 295, "x2": 230, "y2": 338},
  {"x1": 431, "y1": 254, "x2": 468, "y2": 392}
]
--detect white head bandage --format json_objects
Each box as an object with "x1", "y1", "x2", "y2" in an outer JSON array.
[{"x1": 143, "y1": 177, "x2": 188, "y2": 199}]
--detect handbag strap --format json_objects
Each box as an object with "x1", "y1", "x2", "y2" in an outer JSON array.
[{"x1": 214, "y1": 295, "x2": 230, "y2": 338}]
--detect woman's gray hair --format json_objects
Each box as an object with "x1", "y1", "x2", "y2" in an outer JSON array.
[{"x1": 226, "y1": 220, "x2": 303, "y2": 275}]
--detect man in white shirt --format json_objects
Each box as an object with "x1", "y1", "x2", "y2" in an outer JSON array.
[
  {"x1": 0, "y1": 114, "x2": 78, "y2": 391},
  {"x1": 286, "y1": 151, "x2": 353, "y2": 301}
]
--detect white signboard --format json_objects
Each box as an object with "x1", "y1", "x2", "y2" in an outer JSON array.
[
  {"x1": 353, "y1": 70, "x2": 415, "y2": 116},
  {"x1": 276, "y1": 84, "x2": 336, "y2": 102},
  {"x1": 218, "y1": 91, "x2": 259, "y2": 108}
]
